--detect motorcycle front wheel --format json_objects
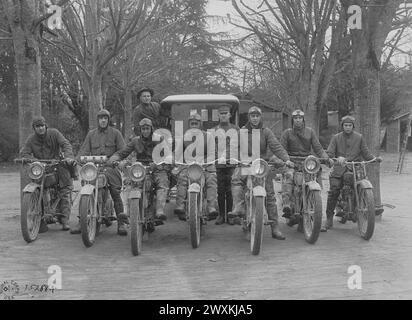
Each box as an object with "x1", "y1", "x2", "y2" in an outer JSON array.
[
  {"x1": 79, "y1": 194, "x2": 97, "y2": 248},
  {"x1": 357, "y1": 188, "x2": 375, "y2": 240},
  {"x1": 250, "y1": 196, "x2": 264, "y2": 255},
  {"x1": 21, "y1": 190, "x2": 42, "y2": 243},
  {"x1": 303, "y1": 190, "x2": 322, "y2": 244},
  {"x1": 129, "y1": 198, "x2": 143, "y2": 256},
  {"x1": 188, "y1": 192, "x2": 201, "y2": 249}
]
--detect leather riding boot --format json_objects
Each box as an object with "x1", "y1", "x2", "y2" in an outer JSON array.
[
  {"x1": 321, "y1": 215, "x2": 334, "y2": 232},
  {"x1": 60, "y1": 217, "x2": 70, "y2": 231},
  {"x1": 228, "y1": 185, "x2": 245, "y2": 217},
  {"x1": 39, "y1": 220, "x2": 49, "y2": 233},
  {"x1": 271, "y1": 222, "x2": 285, "y2": 240},
  {"x1": 174, "y1": 174, "x2": 187, "y2": 220},
  {"x1": 117, "y1": 212, "x2": 128, "y2": 236},
  {"x1": 281, "y1": 184, "x2": 293, "y2": 219},
  {"x1": 59, "y1": 193, "x2": 72, "y2": 231},
  {"x1": 155, "y1": 189, "x2": 168, "y2": 221},
  {"x1": 227, "y1": 185, "x2": 245, "y2": 225},
  {"x1": 70, "y1": 218, "x2": 81, "y2": 234},
  {"x1": 321, "y1": 191, "x2": 339, "y2": 232},
  {"x1": 206, "y1": 173, "x2": 218, "y2": 220}
]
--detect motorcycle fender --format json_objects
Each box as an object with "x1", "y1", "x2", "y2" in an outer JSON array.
[
  {"x1": 23, "y1": 182, "x2": 41, "y2": 193},
  {"x1": 306, "y1": 181, "x2": 321, "y2": 191},
  {"x1": 80, "y1": 184, "x2": 95, "y2": 195},
  {"x1": 252, "y1": 186, "x2": 266, "y2": 197},
  {"x1": 188, "y1": 183, "x2": 201, "y2": 193},
  {"x1": 356, "y1": 179, "x2": 373, "y2": 189},
  {"x1": 128, "y1": 189, "x2": 142, "y2": 199}
]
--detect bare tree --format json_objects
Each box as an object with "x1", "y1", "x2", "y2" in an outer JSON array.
[
  {"x1": 0, "y1": 0, "x2": 70, "y2": 197},
  {"x1": 229, "y1": 0, "x2": 347, "y2": 133},
  {"x1": 344, "y1": 0, "x2": 407, "y2": 213},
  {"x1": 45, "y1": 0, "x2": 163, "y2": 130}
]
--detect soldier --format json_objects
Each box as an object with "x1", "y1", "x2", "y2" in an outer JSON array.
[
  {"x1": 228, "y1": 106, "x2": 293, "y2": 240},
  {"x1": 131, "y1": 87, "x2": 163, "y2": 136},
  {"x1": 71, "y1": 109, "x2": 127, "y2": 236},
  {"x1": 280, "y1": 109, "x2": 331, "y2": 227},
  {"x1": 20, "y1": 116, "x2": 76, "y2": 232},
  {"x1": 173, "y1": 113, "x2": 218, "y2": 221},
  {"x1": 110, "y1": 118, "x2": 170, "y2": 221},
  {"x1": 321, "y1": 115, "x2": 380, "y2": 232},
  {"x1": 213, "y1": 104, "x2": 239, "y2": 225}
]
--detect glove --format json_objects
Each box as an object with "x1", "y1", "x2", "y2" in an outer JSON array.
[
  {"x1": 64, "y1": 158, "x2": 76, "y2": 166},
  {"x1": 118, "y1": 160, "x2": 127, "y2": 171},
  {"x1": 375, "y1": 156, "x2": 383, "y2": 163},
  {"x1": 149, "y1": 162, "x2": 157, "y2": 171},
  {"x1": 285, "y1": 160, "x2": 294, "y2": 168},
  {"x1": 20, "y1": 158, "x2": 33, "y2": 164},
  {"x1": 337, "y1": 157, "x2": 346, "y2": 166},
  {"x1": 328, "y1": 158, "x2": 335, "y2": 168}
]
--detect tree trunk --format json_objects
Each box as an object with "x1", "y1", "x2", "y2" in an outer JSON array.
[
  {"x1": 124, "y1": 86, "x2": 133, "y2": 141},
  {"x1": 85, "y1": 72, "x2": 103, "y2": 130},
  {"x1": 350, "y1": 0, "x2": 402, "y2": 215},
  {"x1": 353, "y1": 64, "x2": 382, "y2": 212},
  {"x1": 2, "y1": 0, "x2": 42, "y2": 203}
]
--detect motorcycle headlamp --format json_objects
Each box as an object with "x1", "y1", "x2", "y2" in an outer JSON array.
[
  {"x1": 28, "y1": 162, "x2": 44, "y2": 180},
  {"x1": 129, "y1": 163, "x2": 146, "y2": 182},
  {"x1": 80, "y1": 162, "x2": 98, "y2": 181},
  {"x1": 188, "y1": 163, "x2": 203, "y2": 181},
  {"x1": 251, "y1": 159, "x2": 269, "y2": 178},
  {"x1": 304, "y1": 155, "x2": 320, "y2": 174}
]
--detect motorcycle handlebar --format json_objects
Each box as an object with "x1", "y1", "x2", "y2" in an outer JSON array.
[
  {"x1": 331, "y1": 158, "x2": 380, "y2": 165},
  {"x1": 15, "y1": 158, "x2": 75, "y2": 166}
]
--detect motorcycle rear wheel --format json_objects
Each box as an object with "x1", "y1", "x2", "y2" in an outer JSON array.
[
  {"x1": 21, "y1": 190, "x2": 42, "y2": 243},
  {"x1": 357, "y1": 188, "x2": 375, "y2": 240},
  {"x1": 129, "y1": 198, "x2": 143, "y2": 256},
  {"x1": 251, "y1": 196, "x2": 264, "y2": 255},
  {"x1": 303, "y1": 190, "x2": 322, "y2": 244},
  {"x1": 188, "y1": 192, "x2": 201, "y2": 249},
  {"x1": 79, "y1": 194, "x2": 97, "y2": 248}
]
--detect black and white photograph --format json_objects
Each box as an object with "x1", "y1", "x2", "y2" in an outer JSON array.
[{"x1": 0, "y1": 0, "x2": 411, "y2": 305}]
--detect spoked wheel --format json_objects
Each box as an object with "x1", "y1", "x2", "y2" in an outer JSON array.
[
  {"x1": 79, "y1": 194, "x2": 97, "y2": 248},
  {"x1": 303, "y1": 190, "x2": 322, "y2": 244},
  {"x1": 188, "y1": 192, "x2": 201, "y2": 249},
  {"x1": 129, "y1": 198, "x2": 143, "y2": 256},
  {"x1": 250, "y1": 196, "x2": 264, "y2": 255},
  {"x1": 21, "y1": 190, "x2": 42, "y2": 243},
  {"x1": 357, "y1": 188, "x2": 375, "y2": 240}
]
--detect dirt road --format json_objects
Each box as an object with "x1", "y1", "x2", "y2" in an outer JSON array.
[{"x1": 1, "y1": 154, "x2": 411, "y2": 300}]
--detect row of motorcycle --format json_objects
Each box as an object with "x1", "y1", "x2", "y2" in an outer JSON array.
[{"x1": 15, "y1": 155, "x2": 379, "y2": 256}]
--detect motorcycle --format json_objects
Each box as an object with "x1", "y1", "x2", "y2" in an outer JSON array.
[
  {"x1": 174, "y1": 160, "x2": 218, "y2": 249},
  {"x1": 232, "y1": 158, "x2": 291, "y2": 255},
  {"x1": 121, "y1": 160, "x2": 165, "y2": 256},
  {"x1": 15, "y1": 158, "x2": 77, "y2": 243},
  {"x1": 78, "y1": 156, "x2": 116, "y2": 247},
  {"x1": 280, "y1": 155, "x2": 328, "y2": 244},
  {"x1": 333, "y1": 158, "x2": 380, "y2": 240}
]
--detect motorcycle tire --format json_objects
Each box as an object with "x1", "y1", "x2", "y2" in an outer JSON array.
[
  {"x1": 79, "y1": 194, "x2": 97, "y2": 248},
  {"x1": 303, "y1": 190, "x2": 322, "y2": 244},
  {"x1": 188, "y1": 192, "x2": 201, "y2": 249},
  {"x1": 357, "y1": 188, "x2": 375, "y2": 240},
  {"x1": 129, "y1": 198, "x2": 143, "y2": 256},
  {"x1": 21, "y1": 190, "x2": 42, "y2": 243},
  {"x1": 251, "y1": 196, "x2": 264, "y2": 255}
]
